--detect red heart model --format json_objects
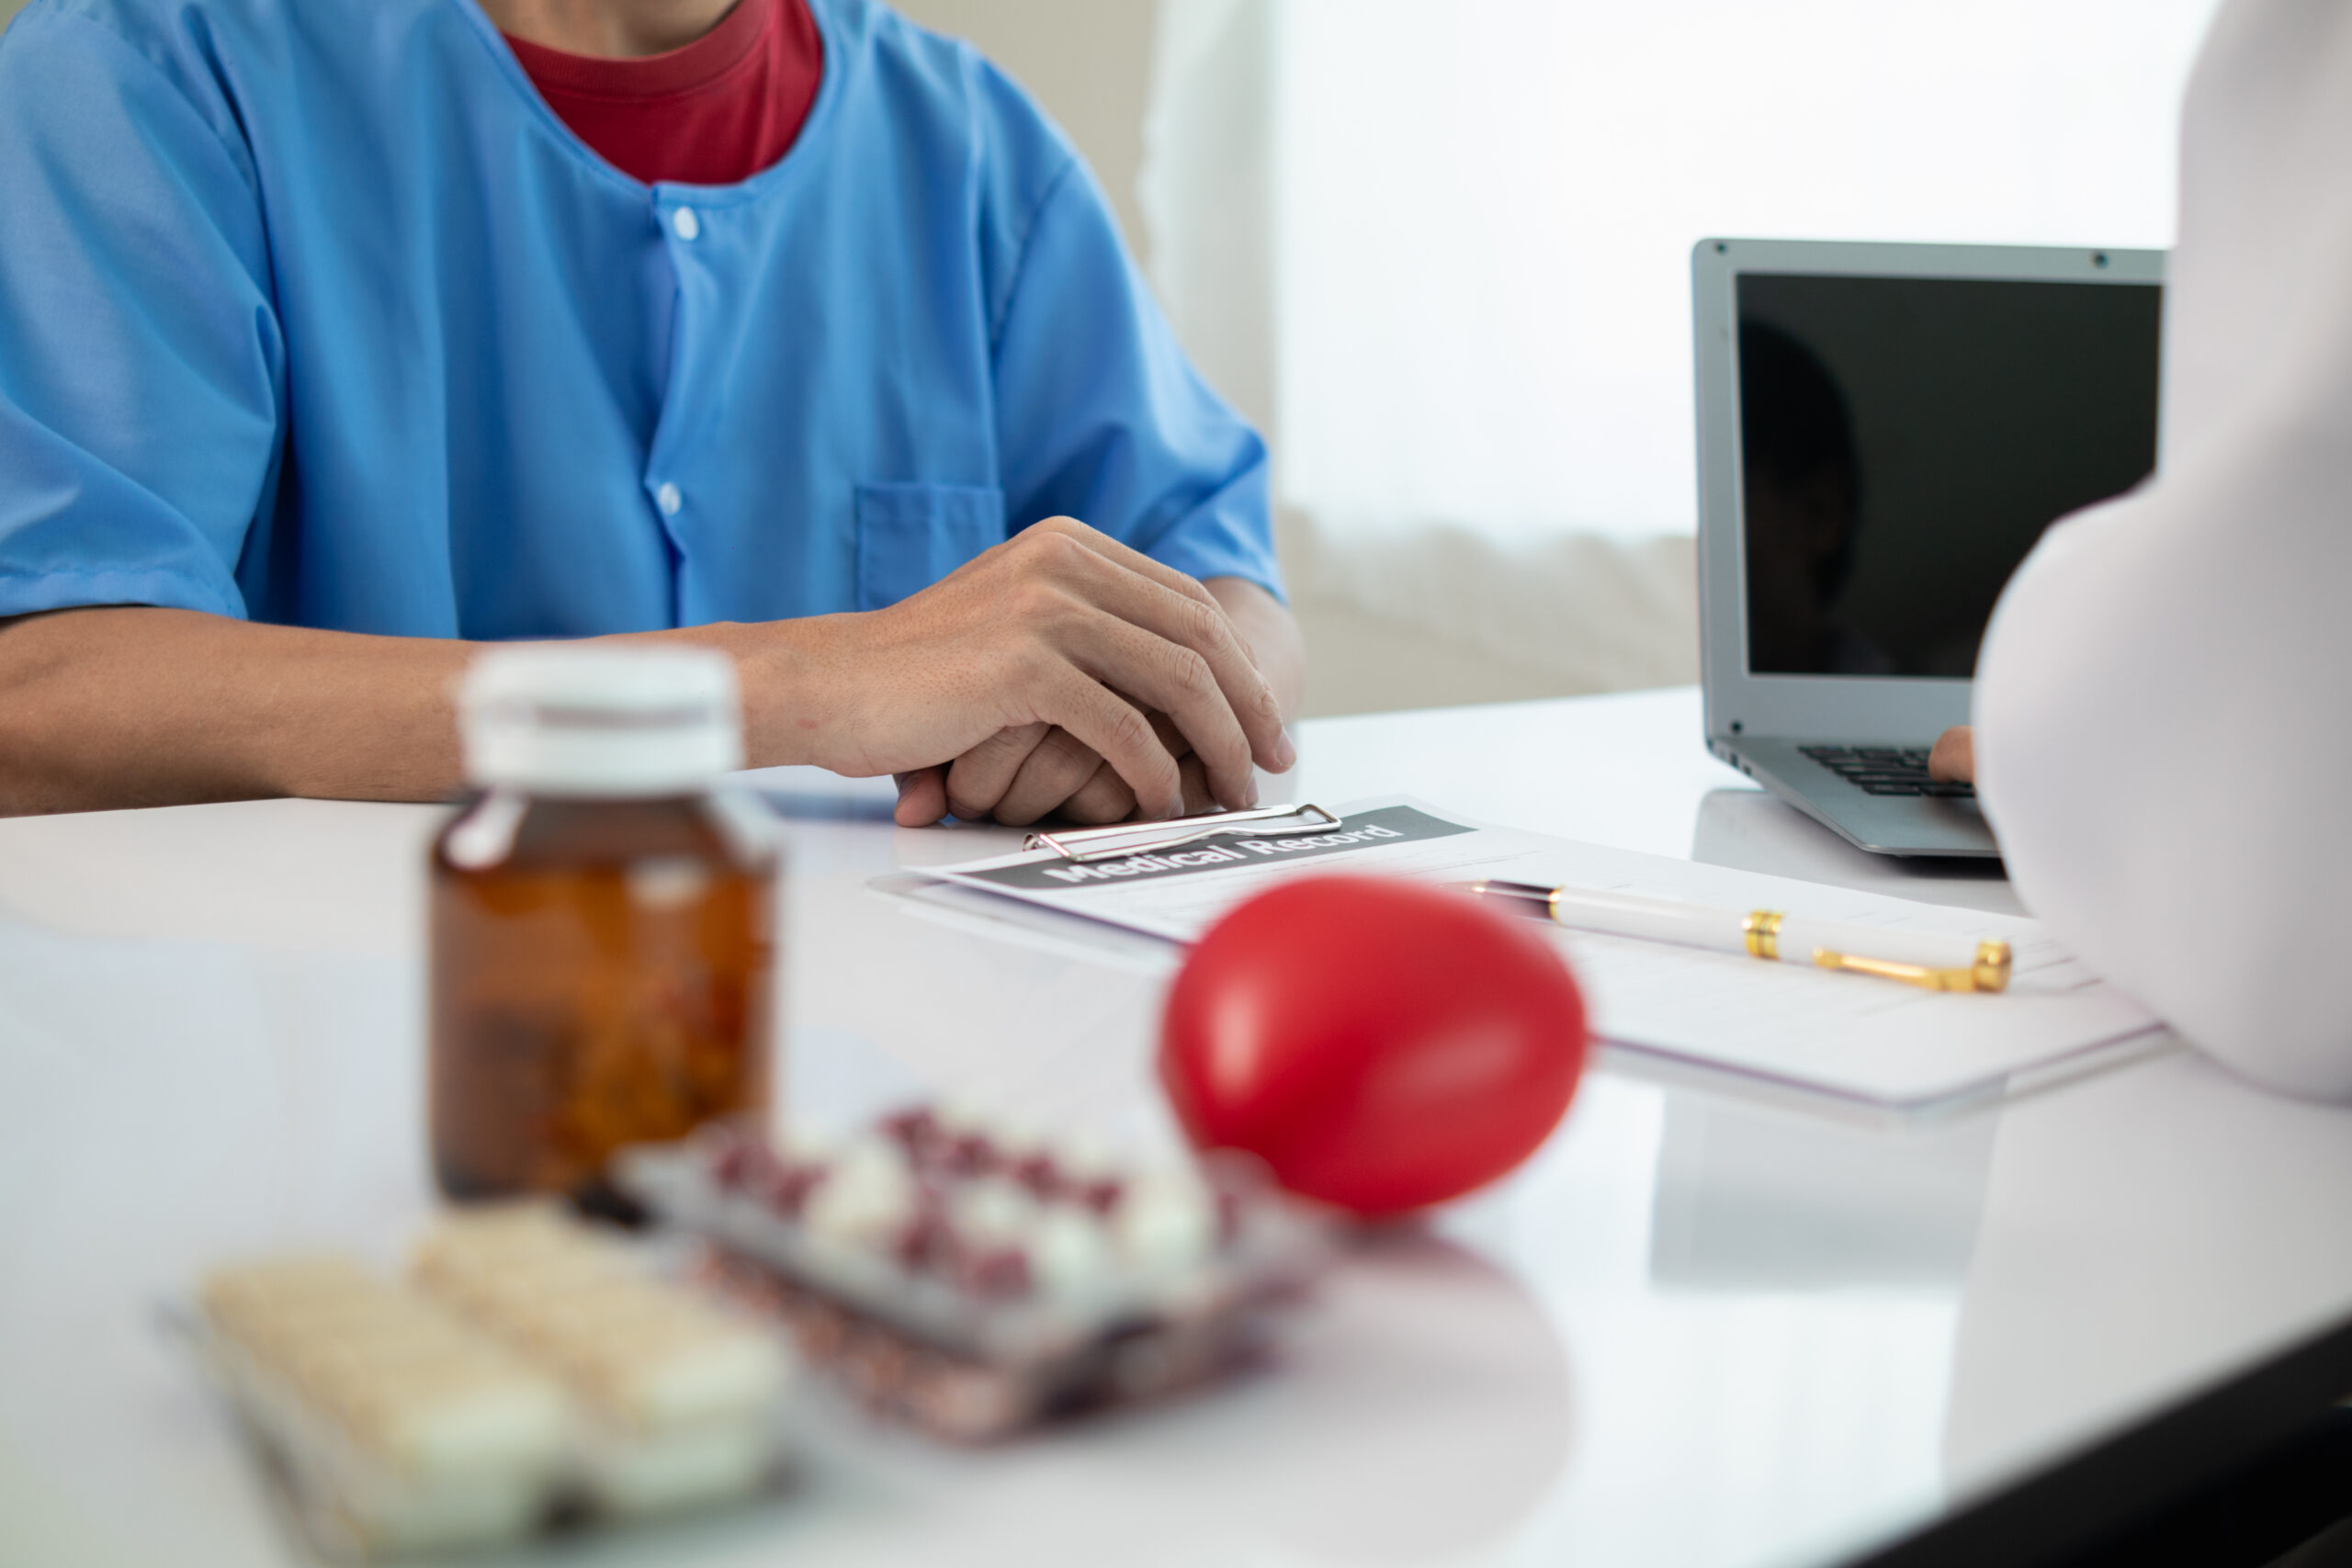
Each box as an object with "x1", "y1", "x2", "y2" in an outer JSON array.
[{"x1": 1159, "y1": 875, "x2": 1589, "y2": 1218}]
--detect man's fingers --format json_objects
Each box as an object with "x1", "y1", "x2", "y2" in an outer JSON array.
[
  {"x1": 1037, "y1": 668, "x2": 1184, "y2": 818},
  {"x1": 1928, "y1": 725, "x2": 1976, "y2": 784},
  {"x1": 1095, "y1": 559, "x2": 1286, "y2": 773},
  {"x1": 991, "y1": 726, "x2": 1114, "y2": 827},
  {"x1": 893, "y1": 766, "x2": 950, "y2": 828},
  {"x1": 944, "y1": 723, "x2": 1050, "y2": 821},
  {"x1": 1049, "y1": 749, "x2": 1209, "y2": 827},
  {"x1": 1015, "y1": 525, "x2": 1288, "y2": 774},
  {"x1": 1057, "y1": 760, "x2": 1137, "y2": 825},
  {"x1": 1176, "y1": 753, "x2": 1216, "y2": 817},
  {"x1": 1062, "y1": 611, "x2": 1258, "y2": 812},
  {"x1": 1144, "y1": 707, "x2": 1193, "y2": 757},
  {"x1": 1042, "y1": 715, "x2": 1203, "y2": 825}
]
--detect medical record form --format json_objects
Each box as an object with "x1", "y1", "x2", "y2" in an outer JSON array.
[{"x1": 914, "y1": 798, "x2": 2170, "y2": 1112}]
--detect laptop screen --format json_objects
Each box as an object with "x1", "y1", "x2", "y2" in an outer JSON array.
[{"x1": 1736, "y1": 272, "x2": 2161, "y2": 679}]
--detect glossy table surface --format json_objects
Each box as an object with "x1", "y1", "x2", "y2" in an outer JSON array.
[{"x1": 6, "y1": 686, "x2": 2351, "y2": 1568}]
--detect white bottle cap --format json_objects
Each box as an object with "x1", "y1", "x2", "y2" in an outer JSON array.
[{"x1": 458, "y1": 647, "x2": 744, "y2": 796}]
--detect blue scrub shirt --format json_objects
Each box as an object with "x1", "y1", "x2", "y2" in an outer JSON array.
[{"x1": 0, "y1": 0, "x2": 1282, "y2": 636}]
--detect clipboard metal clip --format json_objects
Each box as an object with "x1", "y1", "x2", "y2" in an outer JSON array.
[{"x1": 1025, "y1": 804, "x2": 1344, "y2": 863}]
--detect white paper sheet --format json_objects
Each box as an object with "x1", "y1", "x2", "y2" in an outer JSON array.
[{"x1": 914, "y1": 797, "x2": 2169, "y2": 1111}]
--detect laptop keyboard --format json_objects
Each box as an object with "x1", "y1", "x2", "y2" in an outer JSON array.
[{"x1": 1799, "y1": 744, "x2": 1975, "y2": 799}]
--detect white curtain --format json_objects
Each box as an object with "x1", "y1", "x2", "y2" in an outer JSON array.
[{"x1": 1146, "y1": 0, "x2": 2222, "y2": 695}]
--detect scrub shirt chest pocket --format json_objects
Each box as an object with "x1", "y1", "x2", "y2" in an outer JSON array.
[{"x1": 853, "y1": 483, "x2": 1009, "y2": 611}]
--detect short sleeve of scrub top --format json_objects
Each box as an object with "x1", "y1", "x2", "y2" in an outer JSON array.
[{"x1": 0, "y1": 7, "x2": 277, "y2": 624}]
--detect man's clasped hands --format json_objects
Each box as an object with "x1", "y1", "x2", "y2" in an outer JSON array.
[{"x1": 766, "y1": 516, "x2": 1303, "y2": 830}]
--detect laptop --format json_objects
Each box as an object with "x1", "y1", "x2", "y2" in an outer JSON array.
[{"x1": 1691, "y1": 238, "x2": 2164, "y2": 858}]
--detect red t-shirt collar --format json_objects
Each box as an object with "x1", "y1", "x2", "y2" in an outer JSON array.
[
  {"x1": 503, "y1": 0, "x2": 823, "y2": 186},
  {"x1": 503, "y1": 0, "x2": 771, "y2": 101}
]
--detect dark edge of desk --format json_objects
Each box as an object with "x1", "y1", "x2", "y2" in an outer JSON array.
[{"x1": 1844, "y1": 1310, "x2": 2352, "y2": 1568}]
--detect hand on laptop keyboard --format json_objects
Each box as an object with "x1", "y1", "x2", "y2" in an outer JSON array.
[
  {"x1": 1927, "y1": 726, "x2": 1974, "y2": 785},
  {"x1": 1800, "y1": 741, "x2": 1976, "y2": 798}
]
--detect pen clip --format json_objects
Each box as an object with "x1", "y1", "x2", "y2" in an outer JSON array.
[
  {"x1": 1812, "y1": 940, "x2": 2013, "y2": 994},
  {"x1": 1025, "y1": 804, "x2": 1343, "y2": 863}
]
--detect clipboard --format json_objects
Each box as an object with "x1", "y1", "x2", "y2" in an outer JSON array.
[{"x1": 1023, "y1": 804, "x2": 1345, "y2": 863}]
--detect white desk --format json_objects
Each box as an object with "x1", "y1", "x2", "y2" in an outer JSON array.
[{"x1": 5, "y1": 686, "x2": 2351, "y2": 1568}]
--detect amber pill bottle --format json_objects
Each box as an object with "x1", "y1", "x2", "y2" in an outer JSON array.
[{"x1": 428, "y1": 648, "x2": 776, "y2": 1205}]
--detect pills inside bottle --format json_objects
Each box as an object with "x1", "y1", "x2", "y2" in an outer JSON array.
[{"x1": 429, "y1": 648, "x2": 775, "y2": 1206}]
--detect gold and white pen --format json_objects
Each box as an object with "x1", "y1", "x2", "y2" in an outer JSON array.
[{"x1": 1455, "y1": 879, "x2": 2011, "y2": 993}]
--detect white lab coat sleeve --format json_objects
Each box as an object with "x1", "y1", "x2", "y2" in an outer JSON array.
[{"x1": 1973, "y1": 0, "x2": 2352, "y2": 1100}]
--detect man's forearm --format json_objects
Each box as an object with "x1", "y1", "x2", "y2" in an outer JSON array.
[
  {"x1": 0, "y1": 608, "x2": 483, "y2": 815},
  {"x1": 0, "y1": 608, "x2": 807, "y2": 816}
]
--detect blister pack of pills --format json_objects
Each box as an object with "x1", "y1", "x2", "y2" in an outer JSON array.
[
  {"x1": 615, "y1": 1107, "x2": 1330, "y2": 1439},
  {"x1": 410, "y1": 1205, "x2": 790, "y2": 1517},
  {"x1": 185, "y1": 1205, "x2": 791, "y2": 1559}
]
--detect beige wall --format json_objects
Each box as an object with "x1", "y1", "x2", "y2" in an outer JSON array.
[{"x1": 0, "y1": 0, "x2": 28, "y2": 32}]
